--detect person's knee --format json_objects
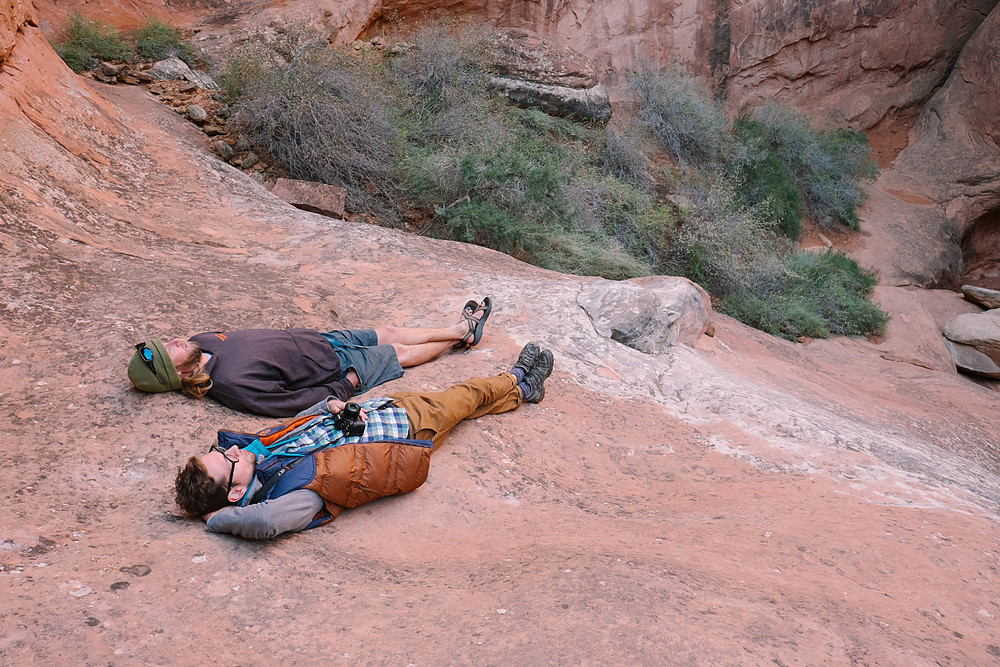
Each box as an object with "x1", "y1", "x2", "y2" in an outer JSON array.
[
  {"x1": 390, "y1": 342, "x2": 409, "y2": 364},
  {"x1": 375, "y1": 325, "x2": 399, "y2": 345}
]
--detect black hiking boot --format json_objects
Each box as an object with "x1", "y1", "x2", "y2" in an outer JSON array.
[
  {"x1": 520, "y1": 349, "x2": 553, "y2": 404},
  {"x1": 512, "y1": 342, "x2": 541, "y2": 380}
]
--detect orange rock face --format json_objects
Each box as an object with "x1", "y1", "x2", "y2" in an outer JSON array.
[{"x1": 1, "y1": 0, "x2": 34, "y2": 66}]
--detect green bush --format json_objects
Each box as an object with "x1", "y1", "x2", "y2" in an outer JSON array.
[
  {"x1": 133, "y1": 17, "x2": 193, "y2": 63},
  {"x1": 721, "y1": 250, "x2": 888, "y2": 339},
  {"x1": 734, "y1": 102, "x2": 879, "y2": 230},
  {"x1": 534, "y1": 230, "x2": 652, "y2": 279},
  {"x1": 425, "y1": 118, "x2": 575, "y2": 254},
  {"x1": 569, "y1": 169, "x2": 673, "y2": 270},
  {"x1": 733, "y1": 109, "x2": 802, "y2": 238},
  {"x1": 598, "y1": 127, "x2": 653, "y2": 192},
  {"x1": 390, "y1": 21, "x2": 496, "y2": 123},
  {"x1": 54, "y1": 13, "x2": 129, "y2": 72},
  {"x1": 664, "y1": 176, "x2": 780, "y2": 295}
]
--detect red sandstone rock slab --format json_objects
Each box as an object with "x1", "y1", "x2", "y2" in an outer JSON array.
[{"x1": 270, "y1": 177, "x2": 347, "y2": 219}]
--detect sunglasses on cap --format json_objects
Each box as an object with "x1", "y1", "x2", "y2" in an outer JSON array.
[{"x1": 134, "y1": 342, "x2": 167, "y2": 385}]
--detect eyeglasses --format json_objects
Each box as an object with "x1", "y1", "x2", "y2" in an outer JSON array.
[
  {"x1": 209, "y1": 445, "x2": 239, "y2": 492},
  {"x1": 134, "y1": 342, "x2": 167, "y2": 385}
]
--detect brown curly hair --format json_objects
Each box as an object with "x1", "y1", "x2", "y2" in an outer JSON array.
[{"x1": 174, "y1": 456, "x2": 231, "y2": 517}]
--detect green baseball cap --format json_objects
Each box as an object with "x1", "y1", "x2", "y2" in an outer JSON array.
[{"x1": 128, "y1": 339, "x2": 182, "y2": 392}]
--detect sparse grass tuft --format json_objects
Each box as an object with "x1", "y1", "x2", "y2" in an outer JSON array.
[
  {"x1": 133, "y1": 17, "x2": 194, "y2": 63},
  {"x1": 54, "y1": 13, "x2": 129, "y2": 72}
]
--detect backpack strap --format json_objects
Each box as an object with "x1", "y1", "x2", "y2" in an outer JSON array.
[
  {"x1": 247, "y1": 439, "x2": 334, "y2": 505},
  {"x1": 248, "y1": 455, "x2": 308, "y2": 506}
]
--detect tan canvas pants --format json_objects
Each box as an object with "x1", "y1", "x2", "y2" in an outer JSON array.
[{"x1": 388, "y1": 373, "x2": 521, "y2": 451}]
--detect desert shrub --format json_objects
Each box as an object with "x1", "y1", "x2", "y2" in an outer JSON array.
[
  {"x1": 732, "y1": 110, "x2": 803, "y2": 238},
  {"x1": 598, "y1": 127, "x2": 654, "y2": 192},
  {"x1": 54, "y1": 13, "x2": 129, "y2": 72},
  {"x1": 133, "y1": 17, "x2": 194, "y2": 63},
  {"x1": 419, "y1": 116, "x2": 576, "y2": 254},
  {"x1": 721, "y1": 249, "x2": 888, "y2": 339},
  {"x1": 217, "y1": 25, "x2": 888, "y2": 341},
  {"x1": 223, "y1": 27, "x2": 402, "y2": 222},
  {"x1": 390, "y1": 21, "x2": 496, "y2": 121},
  {"x1": 664, "y1": 176, "x2": 781, "y2": 295},
  {"x1": 534, "y1": 229, "x2": 652, "y2": 279},
  {"x1": 735, "y1": 102, "x2": 879, "y2": 230},
  {"x1": 568, "y1": 169, "x2": 673, "y2": 271},
  {"x1": 629, "y1": 67, "x2": 729, "y2": 169}
]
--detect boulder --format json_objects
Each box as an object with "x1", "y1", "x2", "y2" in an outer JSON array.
[
  {"x1": 214, "y1": 140, "x2": 235, "y2": 162},
  {"x1": 270, "y1": 177, "x2": 347, "y2": 219},
  {"x1": 488, "y1": 77, "x2": 611, "y2": 123},
  {"x1": 148, "y1": 57, "x2": 189, "y2": 81},
  {"x1": 578, "y1": 276, "x2": 711, "y2": 353},
  {"x1": 100, "y1": 61, "x2": 122, "y2": 77},
  {"x1": 148, "y1": 57, "x2": 219, "y2": 90},
  {"x1": 492, "y1": 28, "x2": 600, "y2": 89},
  {"x1": 942, "y1": 309, "x2": 1000, "y2": 366},
  {"x1": 944, "y1": 339, "x2": 1000, "y2": 379},
  {"x1": 487, "y1": 28, "x2": 611, "y2": 123},
  {"x1": 962, "y1": 285, "x2": 1000, "y2": 310},
  {"x1": 185, "y1": 104, "x2": 207, "y2": 123}
]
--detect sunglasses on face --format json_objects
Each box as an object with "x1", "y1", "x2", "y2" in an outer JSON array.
[
  {"x1": 209, "y1": 445, "x2": 239, "y2": 492},
  {"x1": 134, "y1": 342, "x2": 167, "y2": 385}
]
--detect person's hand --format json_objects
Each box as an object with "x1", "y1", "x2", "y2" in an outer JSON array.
[{"x1": 327, "y1": 398, "x2": 368, "y2": 421}]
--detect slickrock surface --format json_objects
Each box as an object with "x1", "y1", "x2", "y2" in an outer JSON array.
[{"x1": 2, "y1": 11, "x2": 1000, "y2": 667}]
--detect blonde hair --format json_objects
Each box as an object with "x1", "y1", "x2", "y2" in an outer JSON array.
[{"x1": 175, "y1": 342, "x2": 213, "y2": 399}]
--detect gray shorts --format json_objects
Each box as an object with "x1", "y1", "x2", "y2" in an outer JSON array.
[{"x1": 321, "y1": 329, "x2": 403, "y2": 395}]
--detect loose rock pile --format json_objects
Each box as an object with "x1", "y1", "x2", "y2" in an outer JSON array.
[{"x1": 78, "y1": 56, "x2": 267, "y2": 177}]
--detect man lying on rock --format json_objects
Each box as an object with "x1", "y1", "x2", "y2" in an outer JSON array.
[
  {"x1": 127, "y1": 297, "x2": 492, "y2": 417},
  {"x1": 173, "y1": 343, "x2": 554, "y2": 539}
]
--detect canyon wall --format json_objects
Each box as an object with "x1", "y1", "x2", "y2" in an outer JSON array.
[
  {"x1": 725, "y1": 0, "x2": 996, "y2": 127},
  {"x1": 30, "y1": 0, "x2": 998, "y2": 133},
  {"x1": 370, "y1": 0, "x2": 998, "y2": 129}
]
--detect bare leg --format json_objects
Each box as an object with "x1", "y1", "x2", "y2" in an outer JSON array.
[
  {"x1": 391, "y1": 340, "x2": 458, "y2": 367},
  {"x1": 374, "y1": 323, "x2": 467, "y2": 346},
  {"x1": 374, "y1": 300, "x2": 490, "y2": 365}
]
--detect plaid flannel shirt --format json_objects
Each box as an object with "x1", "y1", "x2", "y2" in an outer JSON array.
[{"x1": 268, "y1": 397, "x2": 410, "y2": 457}]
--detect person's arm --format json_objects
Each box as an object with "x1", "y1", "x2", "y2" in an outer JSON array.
[
  {"x1": 244, "y1": 384, "x2": 354, "y2": 417},
  {"x1": 204, "y1": 489, "x2": 324, "y2": 539}
]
